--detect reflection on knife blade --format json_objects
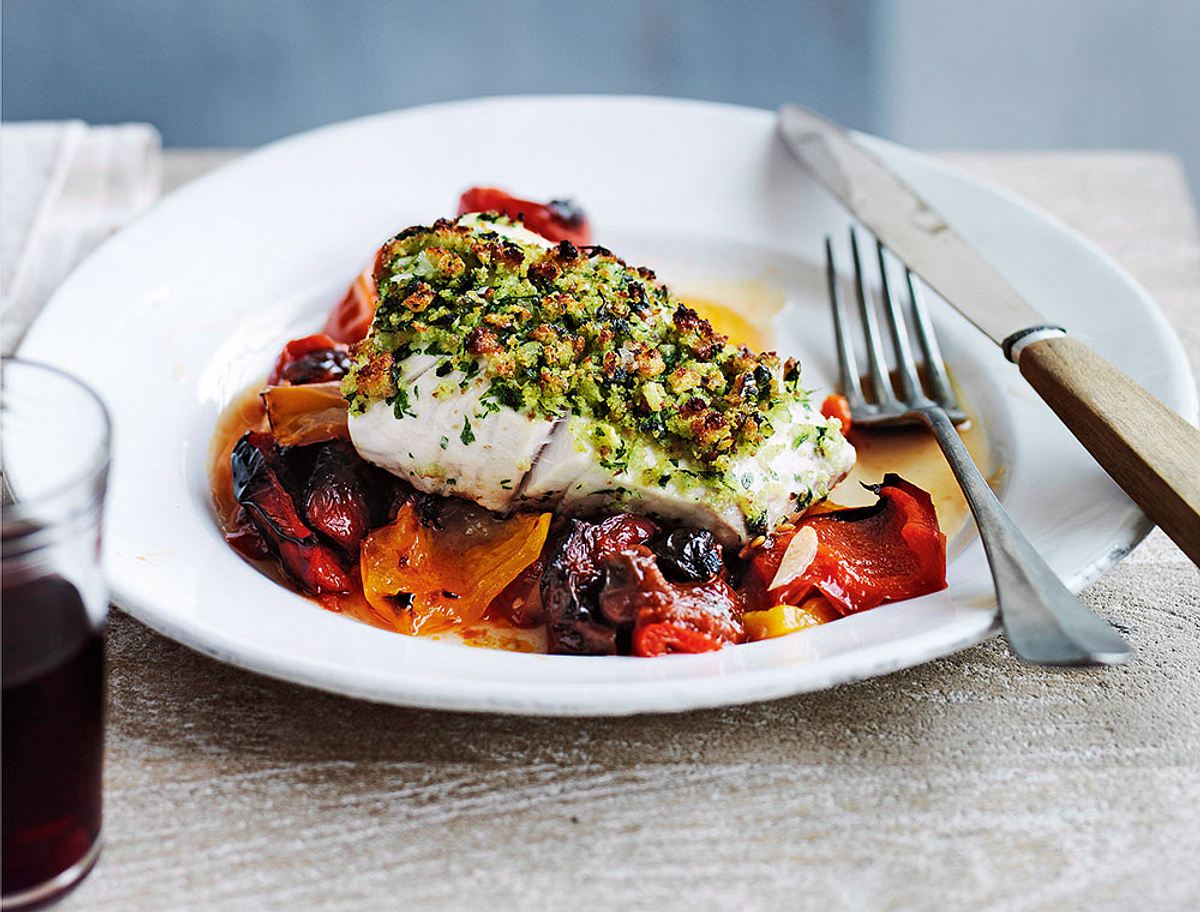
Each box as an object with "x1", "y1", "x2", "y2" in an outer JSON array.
[{"x1": 777, "y1": 103, "x2": 1051, "y2": 350}]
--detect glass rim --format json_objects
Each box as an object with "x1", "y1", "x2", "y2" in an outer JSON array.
[{"x1": 1, "y1": 356, "x2": 113, "y2": 517}]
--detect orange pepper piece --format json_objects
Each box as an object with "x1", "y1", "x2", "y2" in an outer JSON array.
[{"x1": 360, "y1": 503, "x2": 550, "y2": 635}]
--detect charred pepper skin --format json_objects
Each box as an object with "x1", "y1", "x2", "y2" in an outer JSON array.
[{"x1": 231, "y1": 432, "x2": 353, "y2": 595}]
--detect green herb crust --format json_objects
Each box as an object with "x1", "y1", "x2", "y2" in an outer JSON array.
[{"x1": 343, "y1": 215, "x2": 811, "y2": 472}]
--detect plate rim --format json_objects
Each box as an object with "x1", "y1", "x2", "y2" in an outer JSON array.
[{"x1": 19, "y1": 94, "x2": 1197, "y2": 715}]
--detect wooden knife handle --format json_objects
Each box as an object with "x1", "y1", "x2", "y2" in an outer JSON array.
[{"x1": 1018, "y1": 334, "x2": 1200, "y2": 565}]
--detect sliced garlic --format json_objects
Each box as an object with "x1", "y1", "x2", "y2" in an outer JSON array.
[{"x1": 767, "y1": 525, "x2": 819, "y2": 593}]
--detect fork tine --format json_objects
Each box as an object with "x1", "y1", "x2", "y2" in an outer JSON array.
[
  {"x1": 849, "y1": 227, "x2": 897, "y2": 406},
  {"x1": 875, "y1": 241, "x2": 923, "y2": 403},
  {"x1": 904, "y1": 267, "x2": 960, "y2": 411},
  {"x1": 824, "y1": 237, "x2": 866, "y2": 409}
]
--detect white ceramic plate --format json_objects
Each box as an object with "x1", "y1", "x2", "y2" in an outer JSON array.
[{"x1": 18, "y1": 97, "x2": 1196, "y2": 715}]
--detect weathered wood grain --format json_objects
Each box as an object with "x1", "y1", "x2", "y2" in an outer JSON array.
[{"x1": 48, "y1": 150, "x2": 1200, "y2": 912}]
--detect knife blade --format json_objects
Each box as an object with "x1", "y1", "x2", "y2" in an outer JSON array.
[{"x1": 777, "y1": 103, "x2": 1055, "y2": 353}]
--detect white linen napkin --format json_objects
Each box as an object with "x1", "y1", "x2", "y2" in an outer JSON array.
[{"x1": 1, "y1": 121, "x2": 162, "y2": 355}]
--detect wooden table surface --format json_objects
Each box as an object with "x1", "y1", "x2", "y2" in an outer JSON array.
[{"x1": 57, "y1": 150, "x2": 1200, "y2": 912}]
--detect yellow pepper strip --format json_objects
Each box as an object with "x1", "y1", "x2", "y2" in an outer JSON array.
[{"x1": 744, "y1": 596, "x2": 839, "y2": 641}]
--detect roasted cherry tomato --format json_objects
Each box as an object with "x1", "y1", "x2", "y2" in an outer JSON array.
[
  {"x1": 487, "y1": 556, "x2": 546, "y2": 628},
  {"x1": 323, "y1": 256, "x2": 379, "y2": 344},
  {"x1": 820, "y1": 393, "x2": 853, "y2": 432},
  {"x1": 457, "y1": 186, "x2": 591, "y2": 246}
]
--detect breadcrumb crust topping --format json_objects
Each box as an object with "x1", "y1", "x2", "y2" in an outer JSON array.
[{"x1": 344, "y1": 215, "x2": 810, "y2": 473}]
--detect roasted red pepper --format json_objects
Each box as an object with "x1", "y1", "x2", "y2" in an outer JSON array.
[
  {"x1": 267, "y1": 333, "x2": 350, "y2": 386},
  {"x1": 231, "y1": 432, "x2": 353, "y2": 594},
  {"x1": 302, "y1": 440, "x2": 371, "y2": 555},
  {"x1": 746, "y1": 474, "x2": 946, "y2": 614},
  {"x1": 601, "y1": 548, "x2": 743, "y2": 656},
  {"x1": 633, "y1": 622, "x2": 724, "y2": 657},
  {"x1": 323, "y1": 251, "x2": 381, "y2": 344},
  {"x1": 457, "y1": 186, "x2": 592, "y2": 246}
]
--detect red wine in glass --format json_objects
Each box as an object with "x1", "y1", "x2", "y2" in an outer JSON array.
[
  {"x1": 2, "y1": 574, "x2": 104, "y2": 908},
  {"x1": 2, "y1": 358, "x2": 111, "y2": 908}
]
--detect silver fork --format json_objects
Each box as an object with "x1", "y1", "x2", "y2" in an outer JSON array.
[{"x1": 825, "y1": 228, "x2": 1132, "y2": 666}]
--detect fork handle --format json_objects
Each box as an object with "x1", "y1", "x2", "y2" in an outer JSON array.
[
  {"x1": 917, "y1": 407, "x2": 1133, "y2": 665},
  {"x1": 1017, "y1": 335, "x2": 1200, "y2": 566}
]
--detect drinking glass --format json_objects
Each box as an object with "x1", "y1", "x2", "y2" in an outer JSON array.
[{"x1": 2, "y1": 358, "x2": 111, "y2": 909}]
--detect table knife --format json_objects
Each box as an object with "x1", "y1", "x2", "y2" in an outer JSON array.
[{"x1": 778, "y1": 104, "x2": 1200, "y2": 566}]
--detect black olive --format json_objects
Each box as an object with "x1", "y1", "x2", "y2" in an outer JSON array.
[
  {"x1": 547, "y1": 198, "x2": 588, "y2": 228},
  {"x1": 651, "y1": 528, "x2": 723, "y2": 583},
  {"x1": 281, "y1": 347, "x2": 351, "y2": 385}
]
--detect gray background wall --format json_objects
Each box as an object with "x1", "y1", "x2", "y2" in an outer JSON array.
[{"x1": 4, "y1": 0, "x2": 1198, "y2": 195}]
